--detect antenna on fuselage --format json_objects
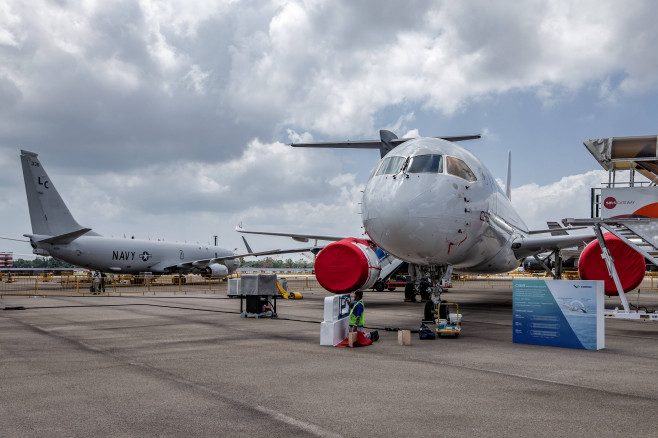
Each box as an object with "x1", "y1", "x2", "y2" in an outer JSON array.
[{"x1": 506, "y1": 151, "x2": 512, "y2": 200}]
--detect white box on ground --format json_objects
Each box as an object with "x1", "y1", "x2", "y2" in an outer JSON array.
[
  {"x1": 320, "y1": 319, "x2": 349, "y2": 346},
  {"x1": 321, "y1": 294, "x2": 352, "y2": 346},
  {"x1": 227, "y1": 278, "x2": 241, "y2": 296}
]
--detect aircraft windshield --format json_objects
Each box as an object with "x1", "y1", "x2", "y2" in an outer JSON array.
[
  {"x1": 407, "y1": 154, "x2": 442, "y2": 173},
  {"x1": 446, "y1": 156, "x2": 477, "y2": 182},
  {"x1": 375, "y1": 156, "x2": 406, "y2": 176}
]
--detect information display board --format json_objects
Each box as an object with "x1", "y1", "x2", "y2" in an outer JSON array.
[{"x1": 513, "y1": 279, "x2": 604, "y2": 350}]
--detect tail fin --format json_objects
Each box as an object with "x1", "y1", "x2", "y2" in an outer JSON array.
[
  {"x1": 242, "y1": 236, "x2": 254, "y2": 253},
  {"x1": 505, "y1": 151, "x2": 512, "y2": 200},
  {"x1": 20, "y1": 150, "x2": 92, "y2": 237}
]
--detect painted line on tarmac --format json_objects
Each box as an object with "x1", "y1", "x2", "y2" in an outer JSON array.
[
  {"x1": 6, "y1": 313, "x2": 343, "y2": 438},
  {"x1": 133, "y1": 361, "x2": 344, "y2": 438}
]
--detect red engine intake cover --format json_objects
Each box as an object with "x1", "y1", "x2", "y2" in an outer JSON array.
[
  {"x1": 314, "y1": 238, "x2": 380, "y2": 294},
  {"x1": 578, "y1": 233, "x2": 645, "y2": 295}
]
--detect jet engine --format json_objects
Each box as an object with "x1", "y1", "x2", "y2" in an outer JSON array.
[
  {"x1": 578, "y1": 233, "x2": 645, "y2": 295},
  {"x1": 201, "y1": 263, "x2": 229, "y2": 277},
  {"x1": 314, "y1": 238, "x2": 381, "y2": 293}
]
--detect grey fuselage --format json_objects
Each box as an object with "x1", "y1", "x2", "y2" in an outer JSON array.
[
  {"x1": 31, "y1": 235, "x2": 238, "y2": 274},
  {"x1": 362, "y1": 137, "x2": 528, "y2": 273}
]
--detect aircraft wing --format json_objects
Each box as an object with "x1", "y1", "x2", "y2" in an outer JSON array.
[
  {"x1": 215, "y1": 247, "x2": 323, "y2": 261},
  {"x1": 236, "y1": 226, "x2": 347, "y2": 243},
  {"x1": 164, "y1": 247, "x2": 323, "y2": 270},
  {"x1": 525, "y1": 226, "x2": 587, "y2": 235},
  {"x1": 511, "y1": 234, "x2": 595, "y2": 260}
]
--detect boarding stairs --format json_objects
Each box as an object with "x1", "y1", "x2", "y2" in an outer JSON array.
[
  {"x1": 378, "y1": 255, "x2": 405, "y2": 281},
  {"x1": 564, "y1": 217, "x2": 658, "y2": 320},
  {"x1": 595, "y1": 218, "x2": 658, "y2": 266}
]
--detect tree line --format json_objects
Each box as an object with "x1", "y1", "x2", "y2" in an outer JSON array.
[
  {"x1": 10, "y1": 256, "x2": 313, "y2": 269},
  {"x1": 11, "y1": 258, "x2": 76, "y2": 268},
  {"x1": 239, "y1": 257, "x2": 313, "y2": 268}
]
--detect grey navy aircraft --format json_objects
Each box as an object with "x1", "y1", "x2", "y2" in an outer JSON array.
[
  {"x1": 19, "y1": 150, "x2": 304, "y2": 276},
  {"x1": 238, "y1": 130, "x2": 596, "y2": 320}
]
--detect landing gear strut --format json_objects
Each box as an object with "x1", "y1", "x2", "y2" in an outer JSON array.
[
  {"x1": 421, "y1": 265, "x2": 450, "y2": 321},
  {"x1": 409, "y1": 264, "x2": 450, "y2": 322}
]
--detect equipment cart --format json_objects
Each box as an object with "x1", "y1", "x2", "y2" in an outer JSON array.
[{"x1": 436, "y1": 302, "x2": 461, "y2": 337}]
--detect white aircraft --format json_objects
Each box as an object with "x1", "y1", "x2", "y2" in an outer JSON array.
[
  {"x1": 238, "y1": 130, "x2": 595, "y2": 320},
  {"x1": 562, "y1": 300, "x2": 589, "y2": 313},
  {"x1": 19, "y1": 150, "x2": 306, "y2": 276}
]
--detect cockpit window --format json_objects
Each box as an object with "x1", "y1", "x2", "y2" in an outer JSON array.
[
  {"x1": 446, "y1": 156, "x2": 477, "y2": 182},
  {"x1": 375, "y1": 156, "x2": 406, "y2": 176},
  {"x1": 407, "y1": 154, "x2": 442, "y2": 173}
]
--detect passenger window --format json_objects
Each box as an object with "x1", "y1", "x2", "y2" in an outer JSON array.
[
  {"x1": 446, "y1": 156, "x2": 477, "y2": 182},
  {"x1": 375, "y1": 156, "x2": 407, "y2": 175},
  {"x1": 407, "y1": 155, "x2": 442, "y2": 173}
]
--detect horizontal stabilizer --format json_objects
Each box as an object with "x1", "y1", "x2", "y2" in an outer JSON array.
[
  {"x1": 26, "y1": 228, "x2": 93, "y2": 245},
  {"x1": 291, "y1": 132, "x2": 481, "y2": 158},
  {"x1": 0, "y1": 236, "x2": 30, "y2": 242},
  {"x1": 291, "y1": 135, "x2": 481, "y2": 148}
]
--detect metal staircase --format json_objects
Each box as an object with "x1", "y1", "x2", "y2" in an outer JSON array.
[
  {"x1": 597, "y1": 219, "x2": 658, "y2": 265},
  {"x1": 564, "y1": 217, "x2": 658, "y2": 320}
]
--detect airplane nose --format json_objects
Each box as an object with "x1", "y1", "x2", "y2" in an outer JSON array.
[{"x1": 362, "y1": 177, "x2": 451, "y2": 261}]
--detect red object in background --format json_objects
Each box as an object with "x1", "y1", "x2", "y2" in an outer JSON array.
[
  {"x1": 314, "y1": 238, "x2": 379, "y2": 293},
  {"x1": 578, "y1": 233, "x2": 646, "y2": 295},
  {"x1": 335, "y1": 331, "x2": 373, "y2": 347}
]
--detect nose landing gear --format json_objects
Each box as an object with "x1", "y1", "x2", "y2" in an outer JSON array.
[{"x1": 409, "y1": 264, "x2": 450, "y2": 322}]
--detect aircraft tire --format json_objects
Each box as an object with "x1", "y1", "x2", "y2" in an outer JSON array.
[
  {"x1": 404, "y1": 283, "x2": 416, "y2": 301},
  {"x1": 424, "y1": 300, "x2": 435, "y2": 321},
  {"x1": 374, "y1": 281, "x2": 385, "y2": 292}
]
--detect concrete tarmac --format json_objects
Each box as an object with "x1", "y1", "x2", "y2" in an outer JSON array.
[{"x1": 1, "y1": 286, "x2": 657, "y2": 437}]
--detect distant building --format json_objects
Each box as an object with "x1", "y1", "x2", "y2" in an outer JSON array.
[{"x1": 0, "y1": 252, "x2": 12, "y2": 268}]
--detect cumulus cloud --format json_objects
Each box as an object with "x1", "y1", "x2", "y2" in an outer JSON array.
[
  {"x1": 512, "y1": 170, "x2": 608, "y2": 229},
  {"x1": 2, "y1": 0, "x2": 658, "y2": 259}
]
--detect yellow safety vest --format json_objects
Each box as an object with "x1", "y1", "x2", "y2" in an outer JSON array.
[{"x1": 349, "y1": 300, "x2": 365, "y2": 326}]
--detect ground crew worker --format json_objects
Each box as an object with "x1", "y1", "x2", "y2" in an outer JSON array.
[
  {"x1": 92, "y1": 270, "x2": 100, "y2": 294},
  {"x1": 349, "y1": 290, "x2": 379, "y2": 341}
]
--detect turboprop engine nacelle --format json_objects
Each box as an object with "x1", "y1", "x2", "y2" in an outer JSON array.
[
  {"x1": 314, "y1": 238, "x2": 381, "y2": 294},
  {"x1": 202, "y1": 263, "x2": 229, "y2": 277}
]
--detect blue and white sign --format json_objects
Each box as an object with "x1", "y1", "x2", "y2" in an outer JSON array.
[{"x1": 513, "y1": 279, "x2": 604, "y2": 350}]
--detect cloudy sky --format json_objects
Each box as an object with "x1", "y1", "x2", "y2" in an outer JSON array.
[{"x1": 2, "y1": 0, "x2": 658, "y2": 260}]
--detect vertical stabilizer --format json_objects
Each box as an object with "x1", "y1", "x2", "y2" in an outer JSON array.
[
  {"x1": 506, "y1": 151, "x2": 512, "y2": 200},
  {"x1": 379, "y1": 130, "x2": 399, "y2": 158},
  {"x1": 20, "y1": 150, "x2": 88, "y2": 236}
]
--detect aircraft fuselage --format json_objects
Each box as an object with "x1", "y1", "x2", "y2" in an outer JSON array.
[
  {"x1": 29, "y1": 235, "x2": 238, "y2": 275},
  {"x1": 362, "y1": 137, "x2": 527, "y2": 273}
]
